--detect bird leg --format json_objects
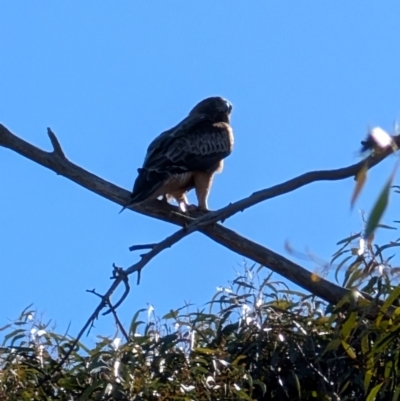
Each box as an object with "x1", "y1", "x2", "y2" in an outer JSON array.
[
  {"x1": 166, "y1": 192, "x2": 190, "y2": 213},
  {"x1": 193, "y1": 171, "x2": 214, "y2": 211}
]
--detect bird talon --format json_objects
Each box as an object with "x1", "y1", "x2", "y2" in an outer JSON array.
[{"x1": 178, "y1": 201, "x2": 188, "y2": 213}]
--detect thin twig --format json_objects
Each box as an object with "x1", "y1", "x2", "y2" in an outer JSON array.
[
  {"x1": 88, "y1": 283, "x2": 130, "y2": 341},
  {"x1": 108, "y1": 304, "x2": 129, "y2": 342},
  {"x1": 101, "y1": 231, "x2": 186, "y2": 315},
  {"x1": 125, "y1": 227, "x2": 189, "y2": 277},
  {"x1": 49, "y1": 269, "x2": 127, "y2": 377},
  {"x1": 103, "y1": 265, "x2": 130, "y2": 314},
  {"x1": 129, "y1": 243, "x2": 156, "y2": 252}
]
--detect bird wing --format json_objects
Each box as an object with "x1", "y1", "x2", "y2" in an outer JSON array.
[
  {"x1": 143, "y1": 113, "x2": 206, "y2": 169},
  {"x1": 129, "y1": 116, "x2": 233, "y2": 204}
]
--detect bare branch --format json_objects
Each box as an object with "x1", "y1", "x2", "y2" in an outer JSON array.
[
  {"x1": 51, "y1": 225, "x2": 188, "y2": 373},
  {"x1": 1, "y1": 123, "x2": 394, "y2": 307},
  {"x1": 90, "y1": 270, "x2": 130, "y2": 341},
  {"x1": 185, "y1": 146, "x2": 400, "y2": 229},
  {"x1": 108, "y1": 305, "x2": 129, "y2": 342},
  {"x1": 50, "y1": 267, "x2": 128, "y2": 377},
  {"x1": 103, "y1": 265, "x2": 130, "y2": 313},
  {"x1": 129, "y1": 243, "x2": 157, "y2": 252},
  {"x1": 125, "y1": 227, "x2": 190, "y2": 279},
  {"x1": 86, "y1": 288, "x2": 103, "y2": 299},
  {"x1": 47, "y1": 127, "x2": 66, "y2": 159}
]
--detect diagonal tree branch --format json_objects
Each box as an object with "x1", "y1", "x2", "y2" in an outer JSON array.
[
  {"x1": 1, "y1": 123, "x2": 394, "y2": 306},
  {"x1": 184, "y1": 138, "x2": 400, "y2": 229}
]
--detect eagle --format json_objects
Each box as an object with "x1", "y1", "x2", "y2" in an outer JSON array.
[{"x1": 121, "y1": 96, "x2": 234, "y2": 213}]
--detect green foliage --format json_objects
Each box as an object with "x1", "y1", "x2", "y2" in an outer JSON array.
[
  {"x1": 2, "y1": 246, "x2": 400, "y2": 401},
  {"x1": 364, "y1": 177, "x2": 393, "y2": 240}
]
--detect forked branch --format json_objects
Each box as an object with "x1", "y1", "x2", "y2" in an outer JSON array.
[{"x1": 1, "y1": 123, "x2": 396, "y2": 306}]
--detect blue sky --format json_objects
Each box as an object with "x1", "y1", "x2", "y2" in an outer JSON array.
[{"x1": 1, "y1": 2, "x2": 400, "y2": 339}]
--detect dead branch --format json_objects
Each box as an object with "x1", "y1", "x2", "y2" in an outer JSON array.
[
  {"x1": 46, "y1": 224, "x2": 191, "y2": 377},
  {"x1": 129, "y1": 243, "x2": 157, "y2": 252},
  {"x1": 184, "y1": 146, "x2": 399, "y2": 229},
  {"x1": 47, "y1": 127, "x2": 66, "y2": 159},
  {"x1": 1, "y1": 123, "x2": 394, "y2": 306},
  {"x1": 49, "y1": 268, "x2": 126, "y2": 377},
  {"x1": 125, "y1": 227, "x2": 189, "y2": 278},
  {"x1": 104, "y1": 265, "x2": 130, "y2": 313},
  {"x1": 87, "y1": 285, "x2": 130, "y2": 341}
]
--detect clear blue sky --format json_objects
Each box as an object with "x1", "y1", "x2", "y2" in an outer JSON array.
[{"x1": 1, "y1": 2, "x2": 400, "y2": 338}]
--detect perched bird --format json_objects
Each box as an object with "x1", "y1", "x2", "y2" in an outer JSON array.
[{"x1": 121, "y1": 96, "x2": 234, "y2": 213}]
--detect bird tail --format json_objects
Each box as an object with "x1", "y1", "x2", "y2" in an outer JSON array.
[
  {"x1": 119, "y1": 168, "x2": 165, "y2": 214},
  {"x1": 119, "y1": 191, "x2": 147, "y2": 214},
  {"x1": 119, "y1": 193, "x2": 144, "y2": 214}
]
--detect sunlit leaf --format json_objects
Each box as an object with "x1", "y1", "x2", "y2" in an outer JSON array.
[
  {"x1": 195, "y1": 347, "x2": 215, "y2": 355},
  {"x1": 373, "y1": 326, "x2": 400, "y2": 353},
  {"x1": 340, "y1": 312, "x2": 357, "y2": 340},
  {"x1": 393, "y1": 384, "x2": 400, "y2": 401},
  {"x1": 128, "y1": 308, "x2": 146, "y2": 337},
  {"x1": 162, "y1": 305, "x2": 189, "y2": 320},
  {"x1": 265, "y1": 300, "x2": 292, "y2": 309},
  {"x1": 384, "y1": 360, "x2": 393, "y2": 379},
  {"x1": 364, "y1": 178, "x2": 392, "y2": 240},
  {"x1": 361, "y1": 335, "x2": 369, "y2": 356},
  {"x1": 364, "y1": 369, "x2": 373, "y2": 394},
  {"x1": 280, "y1": 289, "x2": 308, "y2": 297},
  {"x1": 375, "y1": 286, "x2": 400, "y2": 327},
  {"x1": 342, "y1": 340, "x2": 356, "y2": 359},
  {"x1": 366, "y1": 382, "x2": 384, "y2": 401},
  {"x1": 233, "y1": 389, "x2": 253, "y2": 400},
  {"x1": 351, "y1": 163, "x2": 368, "y2": 208}
]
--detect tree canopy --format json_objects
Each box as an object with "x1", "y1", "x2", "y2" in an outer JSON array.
[{"x1": 1, "y1": 125, "x2": 400, "y2": 400}]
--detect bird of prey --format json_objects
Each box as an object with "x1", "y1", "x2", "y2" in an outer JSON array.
[{"x1": 121, "y1": 96, "x2": 234, "y2": 213}]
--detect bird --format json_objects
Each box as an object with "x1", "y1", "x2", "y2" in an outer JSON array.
[{"x1": 120, "y1": 96, "x2": 234, "y2": 213}]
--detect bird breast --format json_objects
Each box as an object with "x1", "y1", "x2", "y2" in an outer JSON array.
[{"x1": 189, "y1": 126, "x2": 234, "y2": 156}]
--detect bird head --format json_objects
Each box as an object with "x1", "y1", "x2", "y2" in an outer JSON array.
[{"x1": 189, "y1": 96, "x2": 233, "y2": 123}]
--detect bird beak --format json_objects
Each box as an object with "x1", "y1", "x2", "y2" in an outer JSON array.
[{"x1": 224, "y1": 100, "x2": 233, "y2": 114}]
